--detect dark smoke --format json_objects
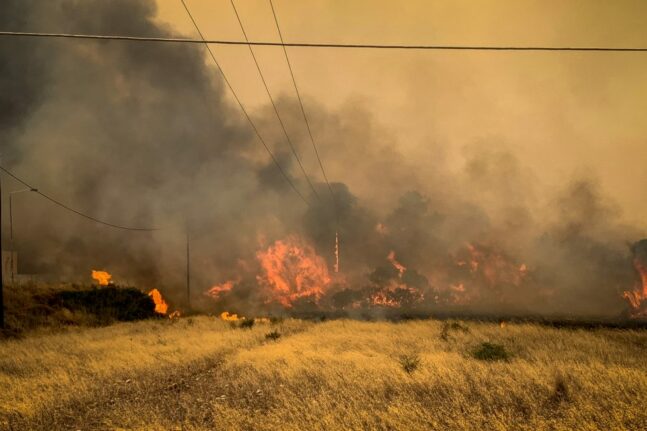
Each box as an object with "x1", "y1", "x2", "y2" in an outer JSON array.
[{"x1": 1, "y1": 0, "x2": 644, "y2": 317}]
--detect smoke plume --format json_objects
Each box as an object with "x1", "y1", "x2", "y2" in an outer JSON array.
[{"x1": 1, "y1": 0, "x2": 644, "y2": 317}]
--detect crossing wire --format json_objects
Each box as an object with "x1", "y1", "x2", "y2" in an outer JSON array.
[
  {"x1": 229, "y1": 0, "x2": 321, "y2": 202},
  {"x1": 180, "y1": 0, "x2": 311, "y2": 207}
]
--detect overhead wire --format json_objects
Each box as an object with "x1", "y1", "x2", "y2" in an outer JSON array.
[
  {"x1": 2, "y1": 31, "x2": 647, "y2": 52},
  {"x1": 268, "y1": 0, "x2": 336, "y2": 208},
  {"x1": 179, "y1": 0, "x2": 311, "y2": 207},
  {"x1": 0, "y1": 165, "x2": 159, "y2": 231},
  {"x1": 267, "y1": 0, "x2": 341, "y2": 272},
  {"x1": 229, "y1": 0, "x2": 320, "y2": 202}
]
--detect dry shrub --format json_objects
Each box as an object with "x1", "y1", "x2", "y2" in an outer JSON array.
[
  {"x1": 399, "y1": 353, "x2": 421, "y2": 374},
  {"x1": 440, "y1": 321, "x2": 470, "y2": 341},
  {"x1": 239, "y1": 319, "x2": 255, "y2": 329},
  {"x1": 265, "y1": 330, "x2": 281, "y2": 341},
  {"x1": 472, "y1": 342, "x2": 509, "y2": 361}
]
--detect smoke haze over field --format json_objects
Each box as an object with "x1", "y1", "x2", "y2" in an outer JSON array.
[{"x1": 1, "y1": 0, "x2": 645, "y2": 316}]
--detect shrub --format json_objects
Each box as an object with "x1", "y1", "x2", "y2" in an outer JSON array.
[
  {"x1": 270, "y1": 316, "x2": 284, "y2": 325},
  {"x1": 265, "y1": 330, "x2": 281, "y2": 341},
  {"x1": 472, "y1": 342, "x2": 509, "y2": 361},
  {"x1": 550, "y1": 373, "x2": 570, "y2": 403},
  {"x1": 399, "y1": 354, "x2": 421, "y2": 374},
  {"x1": 239, "y1": 319, "x2": 255, "y2": 329},
  {"x1": 440, "y1": 321, "x2": 469, "y2": 341},
  {"x1": 49, "y1": 286, "x2": 157, "y2": 323}
]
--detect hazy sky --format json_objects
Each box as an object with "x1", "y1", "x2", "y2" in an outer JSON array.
[{"x1": 155, "y1": 0, "x2": 647, "y2": 229}]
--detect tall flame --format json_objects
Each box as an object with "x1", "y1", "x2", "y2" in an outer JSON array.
[
  {"x1": 148, "y1": 288, "x2": 169, "y2": 314},
  {"x1": 91, "y1": 270, "x2": 112, "y2": 286},
  {"x1": 256, "y1": 236, "x2": 331, "y2": 308},
  {"x1": 387, "y1": 250, "x2": 406, "y2": 277},
  {"x1": 207, "y1": 280, "x2": 235, "y2": 300},
  {"x1": 623, "y1": 258, "x2": 647, "y2": 317}
]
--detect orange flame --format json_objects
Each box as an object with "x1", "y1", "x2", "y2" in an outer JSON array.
[
  {"x1": 256, "y1": 236, "x2": 331, "y2": 308},
  {"x1": 220, "y1": 311, "x2": 243, "y2": 321},
  {"x1": 148, "y1": 288, "x2": 169, "y2": 314},
  {"x1": 207, "y1": 280, "x2": 235, "y2": 300},
  {"x1": 387, "y1": 250, "x2": 406, "y2": 277},
  {"x1": 623, "y1": 258, "x2": 647, "y2": 317},
  {"x1": 91, "y1": 270, "x2": 112, "y2": 286}
]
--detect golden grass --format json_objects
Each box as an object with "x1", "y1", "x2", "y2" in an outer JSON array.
[{"x1": 1, "y1": 318, "x2": 646, "y2": 430}]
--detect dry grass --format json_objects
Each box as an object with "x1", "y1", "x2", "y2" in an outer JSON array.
[{"x1": 1, "y1": 318, "x2": 646, "y2": 430}]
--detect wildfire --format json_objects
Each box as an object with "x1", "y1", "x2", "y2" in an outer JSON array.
[
  {"x1": 370, "y1": 251, "x2": 424, "y2": 307},
  {"x1": 148, "y1": 288, "x2": 169, "y2": 314},
  {"x1": 256, "y1": 236, "x2": 331, "y2": 308},
  {"x1": 464, "y1": 243, "x2": 528, "y2": 287},
  {"x1": 91, "y1": 270, "x2": 112, "y2": 286},
  {"x1": 623, "y1": 257, "x2": 647, "y2": 317}
]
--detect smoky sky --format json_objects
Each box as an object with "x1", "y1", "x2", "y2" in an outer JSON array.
[{"x1": 1, "y1": 0, "x2": 645, "y2": 317}]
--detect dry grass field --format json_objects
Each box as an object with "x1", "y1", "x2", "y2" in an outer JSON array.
[{"x1": 1, "y1": 316, "x2": 646, "y2": 430}]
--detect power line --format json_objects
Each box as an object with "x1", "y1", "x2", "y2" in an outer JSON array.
[
  {"x1": 179, "y1": 0, "x2": 310, "y2": 207},
  {"x1": 0, "y1": 165, "x2": 159, "y2": 231},
  {"x1": 3, "y1": 31, "x2": 647, "y2": 52},
  {"x1": 268, "y1": 0, "x2": 336, "y2": 210},
  {"x1": 229, "y1": 0, "x2": 320, "y2": 201}
]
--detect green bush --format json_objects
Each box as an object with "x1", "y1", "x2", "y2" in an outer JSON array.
[{"x1": 472, "y1": 342, "x2": 509, "y2": 361}]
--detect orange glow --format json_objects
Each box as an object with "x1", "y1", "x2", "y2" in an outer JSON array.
[
  {"x1": 91, "y1": 270, "x2": 112, "y2": 286},
  {"x1": 256, "y1": 236, "x2": 331, "y2": 308},
  {"x1": 148, "y1": 288, "x2": 169, "y2": 314},
  {"x1": 623, "y1": 258, "x2": 647, "y2": 317}
]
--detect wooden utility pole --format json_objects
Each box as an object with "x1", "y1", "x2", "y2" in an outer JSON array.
[{"x1": 186, "y1": 229, "x2": 190, "y2": 309}]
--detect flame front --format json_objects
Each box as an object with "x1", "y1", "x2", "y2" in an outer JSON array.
[
  {"x1": 91, "y1": 270, "x2": 112, "y2": 286},
  {"x1": 256, "y1": 236, "x2": 331, "y2": 308},
  {"x1": 148, "y1": 288, "x2": 169, "y2": 314}
]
